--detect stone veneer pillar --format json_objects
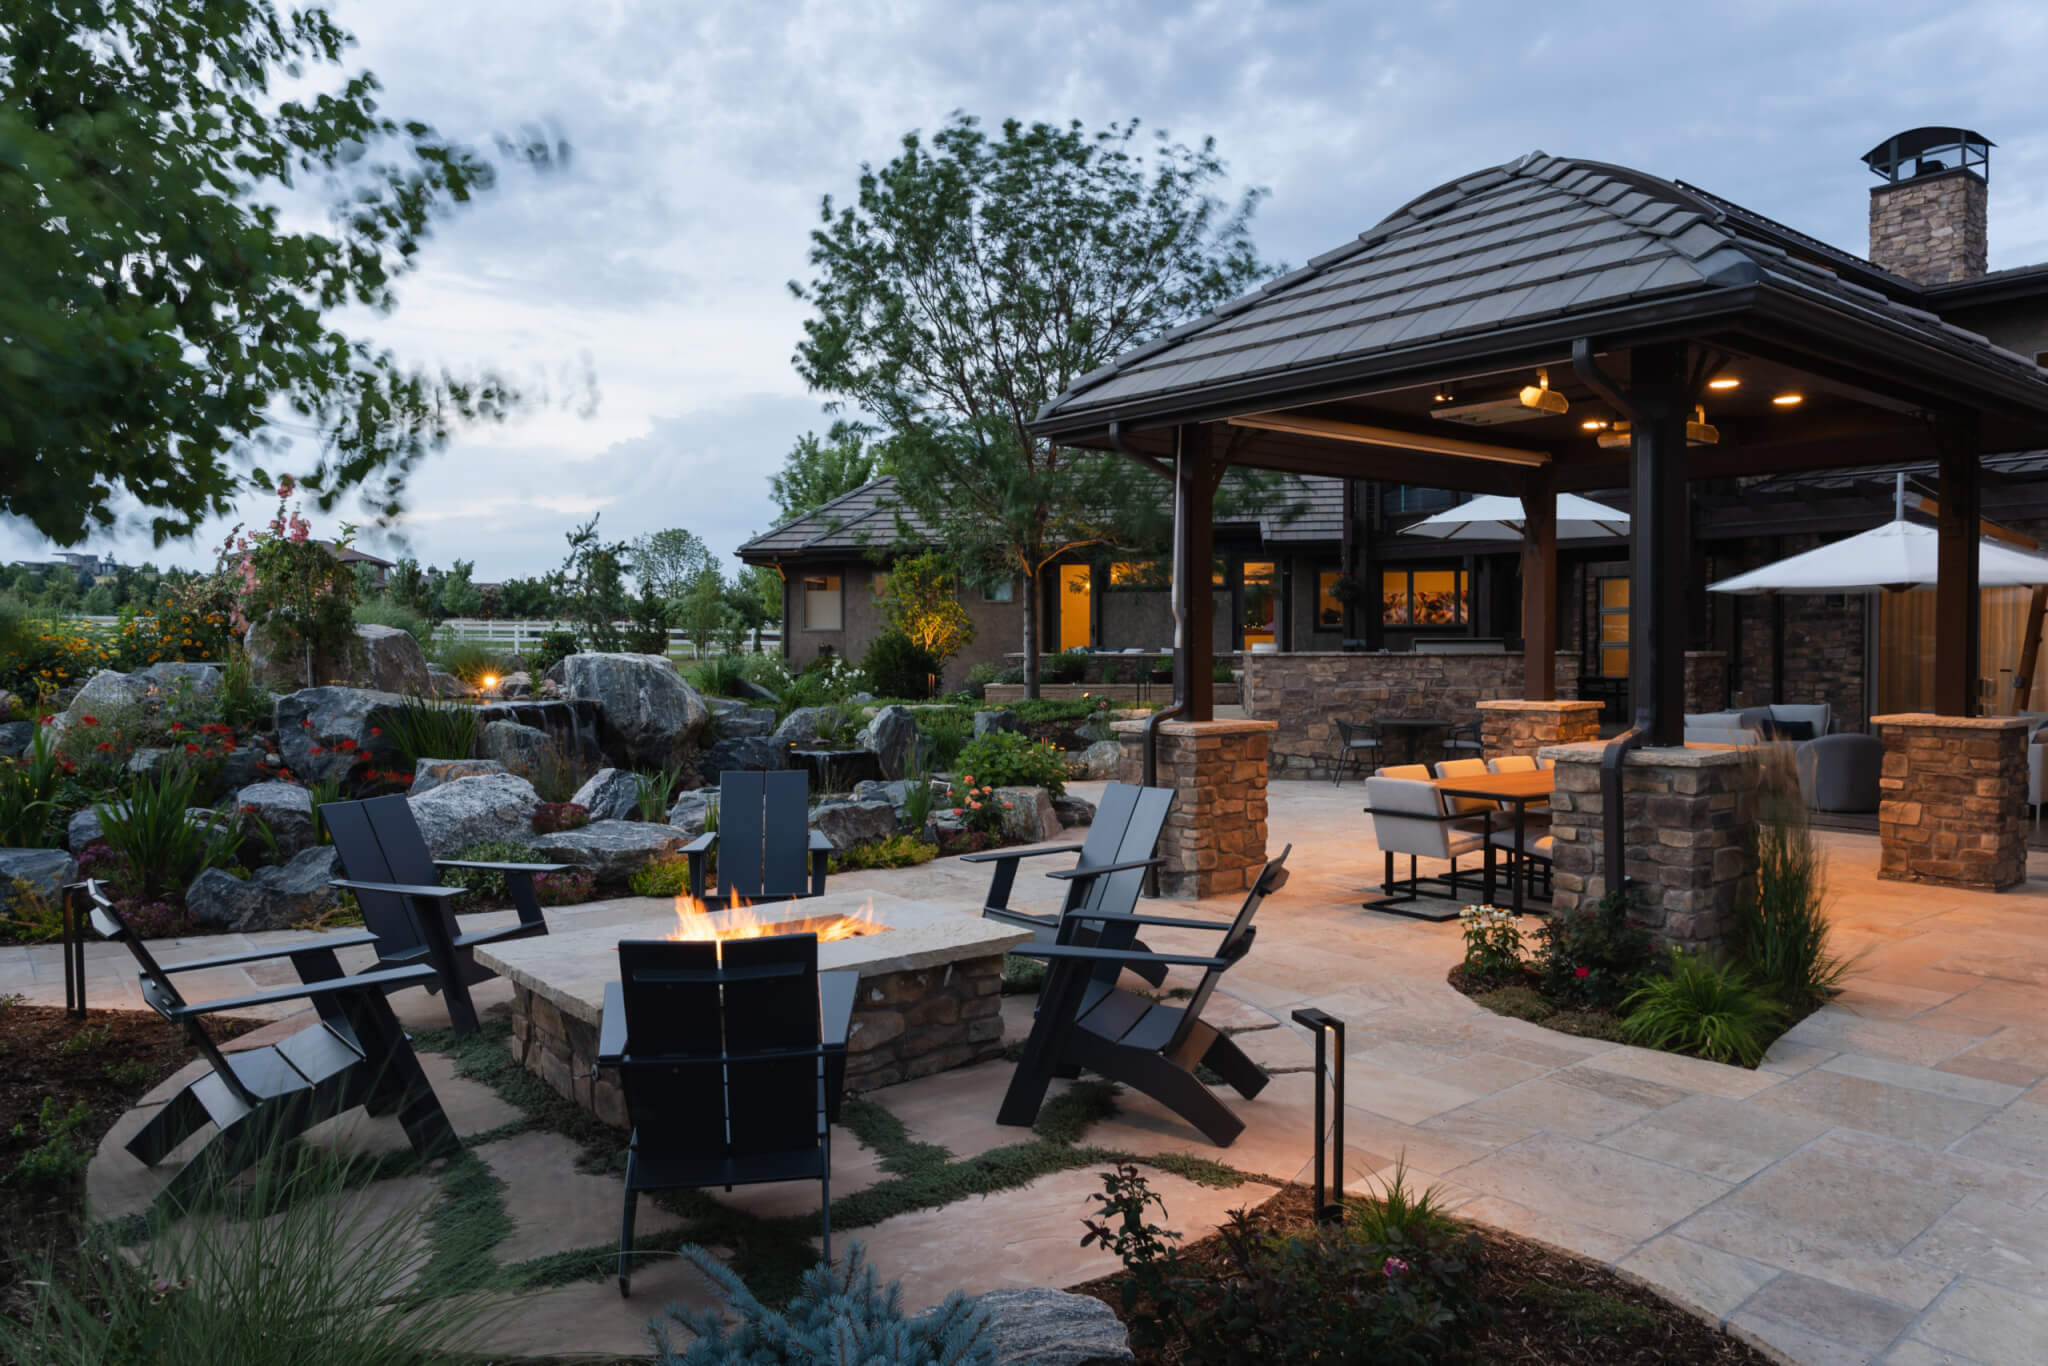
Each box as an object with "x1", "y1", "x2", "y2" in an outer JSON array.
[
  {"x1": 1477, "y1": 699, "x2": 1603, "y2": 759},
  {"x1": 1545, "y1": 742, "x2": 1753, "y2": 952},
  {"x1": 1872, "y1": 714, "x2": 2028, "y2": 891},
  {"x1": 1113, "y1": 718, "x2": 1277, "y2": 899}
]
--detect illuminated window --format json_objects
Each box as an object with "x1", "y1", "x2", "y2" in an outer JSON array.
[
  {"x1": 802, "y1": 575, "x2": 842, "y2": 631},
  {"x1": 1599, "y1": 576, "x2": 1629, "y2": 678},
  {"x1": 1109, "y1": 560, "x2": 1167, "y2": 591},
  {"x1": 1317, "y1": 570, "x2": 1343, "y2": 629},
  {"x1": 1242, "y1": 561, "x2": 1276, "y2": 648},
  {"x1": 1382, "y1": 568, "x2": 1468, "y2": 626}
]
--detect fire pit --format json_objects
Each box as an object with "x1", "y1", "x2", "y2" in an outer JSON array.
[{"x1": 474, "y1": 891, "x2": 1029, "y2": 1126}]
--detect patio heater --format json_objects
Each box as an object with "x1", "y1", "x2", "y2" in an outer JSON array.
[{"x1": 1291, "y1": 1006, "x2": 1347, "y2": 1224}]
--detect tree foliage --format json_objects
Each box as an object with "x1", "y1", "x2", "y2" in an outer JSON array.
[
  {"x1": 878, "y1": 552, "x2": 973, "y2": 665},
  {"x1": 556, "y1": 515, "x2": 628, "y2": 650},
  {"x1": 769, "y1": 420, "x2": 884, "y2": 521},
  {"x1": 0, "y1": 0, "x2": 564, "y2": 545},
  {"x1": 792, "y1": 114, "x2": 1273, "y2": 694},
  {"x1": 630, "y1": 528, "x2": 711, "y2": 599}
]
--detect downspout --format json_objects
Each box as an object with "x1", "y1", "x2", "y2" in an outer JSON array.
[
  {"x1": 1111, "y1": 421, "x2": 1186, "y2": 897},
  {"x1": 1571, "y1": 340, "x2": 1648, "y2": 900}
]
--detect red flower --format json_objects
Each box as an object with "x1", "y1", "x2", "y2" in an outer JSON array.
[
  {"x1": 169, "y1": 722, "x2": 184, "y2": 732},
  {"x1": 60, "y1": 759, "x2": 75, "y2": 774},
  {"x1": 1574, "y1": 966, "x2": 1590, "y2": 980},
  {"x1": 95, "y1": 741, "x2": 111, "y2": 752},
  {"x1": 79, "y1": 715, "x2": 97, "y2": 726},
  {"x1": 369, "y1": 727, "x2": 382, "y2": 738},
  {"x1": 38, "y1": 714, "x2": 53, "y2": 725},
  {"x1": 301, "y1": 719, "x2": 314, "y2": 729},
  {"x1": 309, "y1": 745, "x2": 325, "y2": 755},
  {"x1": 338, "y1": 739, "x2": 357, "y2": 751},
  {"x1": 185, "y1": 743, "x2": 199, "y2": 755}
]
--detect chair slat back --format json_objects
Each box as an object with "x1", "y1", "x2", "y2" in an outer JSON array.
[
  {"x1": 1365, "y1": 777, "x2": 1458, "y2": 858},
  {"x1": 1434, "y1": 758, "x2": 1494, "y2": 814},
  {"x1": 81, "y1": 881, "x2": 253, "y2": 1105},
  {"x1": 1169, "y1": 846, "x2": 1290, "y2": 1052},
  {"x1": 715, "y1": 770, "x2": 767, "y2": 900},
  {"x1": 715, "y1": 770, "x2": 815, "y2": 900},
  {"x1": 362, "y1": 794, "x2": 442, "y2": 888},
  {"x1": 1061, "y1": 783, "x2": 1140, "y2": 917},
  {"x1": 1377, "y1": 764, "x2": 1431, "y2": 780},
  {"x1": 614, "y1": 935, "x2": 824, "y2": 1164},
  {"x1": 320, "y1": 800, "x2": 429, "y2": 957}
]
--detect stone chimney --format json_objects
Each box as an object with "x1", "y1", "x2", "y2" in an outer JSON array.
[{"x1": 1863, "y1": 129, "x2": 1992, "y2": 286}]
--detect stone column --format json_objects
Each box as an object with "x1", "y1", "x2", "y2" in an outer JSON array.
[
  {"x1": 1872, "y1": 714, "x2": 2028, "y2": 891},
  {"x1": 1477, "y1": 699, "x2": 1603, "y2": 759},
  {"x1": 1113, "y1": 718, "x2": 1277, "y2": 898},
  {"x1": 1545, "y1": 742, "x2": 1752, "y2": 952}
]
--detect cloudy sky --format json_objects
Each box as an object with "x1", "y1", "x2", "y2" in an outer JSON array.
[{"x1": 10, "y1": 0, "x2": 2048, "y2": 584}]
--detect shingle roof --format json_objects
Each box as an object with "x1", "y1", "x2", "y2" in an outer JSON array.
[{"x1": 1035, "y1": 151, "x2": 2048, "y2": 430}]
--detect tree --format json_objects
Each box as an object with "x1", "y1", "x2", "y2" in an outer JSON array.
[
  {"x1": 878, "y1": 553, "x2": 973, "y2": 666},
  {"x1": 628, "y1": 528, "x2": 710, "y2": 600},
  {"x1": 737, "y1": 565, "x2": 783, "y2": 648},
  {"x1": 769, "y1": 421, "x2": 884, "y2": 521},
  {"x1": 498, "y1": 575, "x2": 558, "y2": 620},
  {"x1": 625, "y1": 579, "x2": 671, "y2": 655},
  {"x1": 556, "y1": 516, "x2": 628, "y2": 650},
  {"x1": 1, "y1": 0, "x2": 563, "y2": 546},
  {"x1": 792, "y1": 114, "x2": 1273, "y2": 696},
  {"x1": 388, "y1": 559, "x2": 431, "y2": 616},
  {"x1": 440, "y1": 559, "x2": 483, "y2": 618}
]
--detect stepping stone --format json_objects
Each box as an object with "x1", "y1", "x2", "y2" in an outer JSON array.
[
  {"x1": 711, "y1": 1126, "x2": 886, "y2": 1220},
  {"x1": 466, "y1": 1255, "x2": 725, "y2": 1360},
  {"x1": 872, "y1": 1058, "x2": 1074, "y2": 1160},
  {"x1": 477, "y1": 1130, "x2": 683, "y2": 1269}
]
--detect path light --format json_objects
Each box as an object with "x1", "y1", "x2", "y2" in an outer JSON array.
[{"x1": 1291, "y1": 1006, "x2": 1347, "y2": 1225}]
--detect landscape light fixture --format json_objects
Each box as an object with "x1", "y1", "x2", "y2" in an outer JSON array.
[
  {"x1": 1290, "y1": 1006, "x2": 1347, "y2": 1225},
  {"x1": 1773, "y1": 393, "x2": 1804, "y2": 406},
  {"x1": 1596, "y1": 420, "x2": 1631, "y2": 450}
]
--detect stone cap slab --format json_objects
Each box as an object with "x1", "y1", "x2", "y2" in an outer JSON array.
[
  {"x1": 1109, "y1": 718, "x2": 1278, "y2": 737},
  {"x1": 1541, "y1": 740, "x2": 1751, "y2": 768},
  {"x1": 1477, "y1": 699, "x2": 1605, "y2": 713},
  {"x1": 1871, "y1": 713, "x2": 2029, "y2": 731}
]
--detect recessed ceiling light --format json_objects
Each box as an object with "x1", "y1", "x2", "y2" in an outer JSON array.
[
  {"x1": 1581, "y1": 419, "x2": 1608, "y2": 431},
  {"x1": 1707, "y1": 377, "x2": 1740, "y2": 390},
  {"x1": 1772, "y1": 393, "x2": 1804, "y2": 406}
]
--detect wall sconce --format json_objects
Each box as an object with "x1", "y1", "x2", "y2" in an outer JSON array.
[{"x1": 1291, "y1": 1006, "x2": 1347, "y2": 1224}]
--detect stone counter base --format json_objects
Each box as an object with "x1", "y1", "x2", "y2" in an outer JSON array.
[
  {"x1": 507, "y1": 954, "x2": 1008, "y2": 1123},
  {"x1": 1873, "y1": 713, "x2": 2028, "y2": 891}
]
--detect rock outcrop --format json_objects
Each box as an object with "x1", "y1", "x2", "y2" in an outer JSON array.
[
  {"x1": 405, "y1": 772, "x2": 542, "y2": 856},
  {"x1": 545, "y1": 653, "x2": 708, "y2": 769}
]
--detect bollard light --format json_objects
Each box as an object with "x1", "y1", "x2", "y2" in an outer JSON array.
[{"x1": 1291, "y1": 1006, "x2": 1347, "y2": 1224}]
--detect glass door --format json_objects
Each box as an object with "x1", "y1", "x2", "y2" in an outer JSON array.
[{"x1": 1058, "y1": 564, "x2": 1092, "y2": 652}]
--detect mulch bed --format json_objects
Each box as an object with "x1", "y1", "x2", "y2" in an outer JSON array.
[
  {"x1": 1446, "y1": 963, "x2": 1822, "y2": 1063},
  {"x1": 1073, "y1": 1185, "x2": 1771, "y2": 1365}
]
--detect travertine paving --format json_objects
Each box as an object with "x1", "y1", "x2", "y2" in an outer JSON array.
[{"x1": 40, "y1": 777, "x2": 2048, "y2": 1364}]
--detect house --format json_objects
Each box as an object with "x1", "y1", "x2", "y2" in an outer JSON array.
[
  {"x1": 744, "y1": 129, "x2": 2048, "y2": 728},
  {"x1": 321, "y1": 542, "x2": 393, "y2": 591}
]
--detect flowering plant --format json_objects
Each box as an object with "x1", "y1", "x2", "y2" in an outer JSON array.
[
  {"x1": 946, "y1": 773, "x2": 1011, "y2": 837},
  {"x1": 1457, "y1": 903, "x2": 1523, "y2": 984},
  {"x1": 228, "y1": 480, "x2": 360, "y2": 686}
]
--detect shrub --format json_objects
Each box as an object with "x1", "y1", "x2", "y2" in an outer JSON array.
[
  {"x1": 1048, "y1": 648, "x2": 1088, "y2": 680},
  {"x1": 352, "y1": 597, "x2": 432, "y2": 644},
  {"x1": 0, "y1": 877, "x2": 67, "y2": 944},
  {"x1": 634, "y1": 764, "x2": 688, "y2": 822},
  {"x1": 529, "y1": 628, "x2": 581, "y2": 678},
  {"x1": 953, "y1": 731, "x2": 1067, "y2": 798},
  {"x1": 1457, "y1": 904, "x2": 1524, "y2": 985},
  {"x1": 964, "y1": 661, "x2": 1000, "y2": 698},
  {"x1": 380, "y1": 696, "x2": 478, "y2": 769},
  {"x1": 1531, "y1": 886, "x2": 1654, "y2": 1010},
  {"x1": 913, "y1": 708, "x2": 974, "y2": 771},
  {"x1": 1622, "y1": 950, "x2": 1786, "y2": 1067},
  {"x1": 652, "y1": 1243, "x2": 995, "y2": 1366},
  {"x1": 95, "y1": 766, "x2": 237, "y2": 902},
  {"x1": 432, "y1": 637, "x2": 510, "y2": 686},
  {"x1": 532, "y1": 868, "x2": 596, "y2": 906},
  {"x1": 692, "y1": 653, "x2": 751, "y2": 698},
  {"x1": 0, "y1": 724, "x2": 61, "y2": 846},
  {"x1": 630, "y1": 854, "x2": 692, "y2": 898},
  {"x1": 214, "y1": 649, "x2": 272, "y2": 733},
  {"x1": 993, "y1": 664, "x2": 1024, "y2": 686},
  {"x1": 862, "y1": 629, "x2": 941, "y2": 700},
  {"x1": 6, "y1": 1098, "x2": 94, "y2": 1192},
  {"x1": 439, "y1": 838, "x2": 549, "y2": 903},
  {"x1": 833, "y1": 834, "x2": 939, "y2": 872},
  {"x1": 532, "y1": 801, "x2": 589, "y2": 834},
  {"x1": 944, "y1": 779, "x2": 1006, "y2": 837},
  {"x1": 1742, "y1": 747, "x2": 1851, "y2": 1008}
]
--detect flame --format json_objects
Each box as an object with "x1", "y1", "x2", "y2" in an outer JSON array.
[{"x1": 667, "y1": 893, "x2": 882, "y2": 944}]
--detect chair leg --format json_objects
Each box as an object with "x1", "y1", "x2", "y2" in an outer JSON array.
[
  {"x1": 1200, "y1": 1031, "x2": 1270, "y2": 1099},
  {"x1": 819, "y1": 1128, "x2": 832, "y2": 1267},
  {"x1": 127, "y1": 1084, "x2": 210, "y2": 1166},
  {"x1": 618, "y1": 1159, "x2": 639, "y2": 1297},
  {"x1": 1124, "y1": 1054, "x2": 1246, "y2": 1147}
]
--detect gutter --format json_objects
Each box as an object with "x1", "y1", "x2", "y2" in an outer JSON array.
[
  {"x1": 1571, "y1": 339, "x2": 1649, "y2": 900},
  {"x1": 1112, "y1": 420, "x2": 1186, "y2": 898}
]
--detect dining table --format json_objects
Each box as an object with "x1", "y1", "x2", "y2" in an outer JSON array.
[{"x1": 1431, "y1": 768, "x2": 1555, "y2": 915}]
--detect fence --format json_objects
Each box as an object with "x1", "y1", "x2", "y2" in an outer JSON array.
[{"x1": 63, "y1": 616, "x2": 782, "y2": 662}]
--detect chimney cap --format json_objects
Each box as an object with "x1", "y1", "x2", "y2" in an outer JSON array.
[{"x1": 1863, "y1": 127, "x2": 1993, "y2": 183}]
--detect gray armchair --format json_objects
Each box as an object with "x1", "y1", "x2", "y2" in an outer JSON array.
[{"x1": 1795, "y1": 733, "x2": 1882, "y2": 814}]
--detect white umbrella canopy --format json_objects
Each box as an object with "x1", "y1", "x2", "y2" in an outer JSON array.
[
  {"x1": 1707, "y1": 519, "x2": 2048, "y2": 595},
  {"x1": 1401, "y1": 493, "x2": 1630, "y2": 541}
]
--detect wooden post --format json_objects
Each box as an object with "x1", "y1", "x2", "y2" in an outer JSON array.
[
  {"x1": 1520, "y1": 465, "x2": 1557, "y2": 701},
  {"x1": 1177, "y1": 425, "x2": 1217, "y2": 721},
  {"x1": 1627, "y1": 344, "x2": 1690, "y2": 746},
  {"x1": 1935, "y1": 413, "x2": 1982, "y2": 717},
  {"x1": 2015, "y1": 586, "x2": 2047, "y2": 711}
]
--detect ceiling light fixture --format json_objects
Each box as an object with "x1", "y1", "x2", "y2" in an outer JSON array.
[
  {"x1": 1596, "y1": 421, "x2": 1632, "y2": 450},
  {"x1": 1707, "y1": 376, "x2": 1740, "y2": 391},
  {"x1": 1772, "y1": 393, "x2": 1804, "y2": 406},
  {"x1": 1431, "y1": 368, "x2": 1568, "y2": 426},
  {"x1": 1687, "y1": 405, "x2": 1720, "y2": 445},
  {"x1": 1581, "y1": 419, "x2": 1609, "y2": 431},
  {"x1": 1517, "y1": 368, "x2": 1570, "y2": 416}
]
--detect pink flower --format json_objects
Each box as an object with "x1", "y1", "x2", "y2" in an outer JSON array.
[{"x1": 1383, "y1": 1256, "x2": 1409, "y2": 1278}]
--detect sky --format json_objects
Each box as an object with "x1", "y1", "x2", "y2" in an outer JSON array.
[{"x1": 10, "y1": 0, "x2": 2048, "y2": 585}]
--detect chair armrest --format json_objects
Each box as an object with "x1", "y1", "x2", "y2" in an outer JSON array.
[
  {"x1": 1359, "y1": 807, "x2": 1472, "y2": 824},
  {"x1": 958, "y1": 843, "x2": 1083, "y2": 865},
  {"x1": 1009, "y1": 944, "x2": 1231, "y2": 970},
  {"x1": 331, "y1": 879, "x2": 469, "y2": 900},
  {"x1": 982, "y1": 905, "x2": 1056, "y2": 930},
  {"x1": 808, "y1": 830, "x2": 834, "y2": 853},
  {"x1": 1046, "y1": 856, "x2": 1163, "y2": 882},
  {"x1": 597, "y1": 982, "x2": 626, "y2": 1064},
  {"x1": 436, "y1": 859, "x2": 570, "y2": 874},
  {"x1": 156, "y1": 931, "x2": 382, "y2": 973},
  {"x1": 820, "y1": 969, "x2": 856, "y2": 1048},
  {"x1": 1084, "y1": 910, "x2": 1237, "y2": 932},
  {"x1": 166, "y1": 964, "x2": 439, "y2": 1019},
  {"x1": 683, "y1": 832, "x2": 717, "y2": 855}
]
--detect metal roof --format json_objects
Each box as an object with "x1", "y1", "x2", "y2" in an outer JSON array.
[{"x1": 1034, "y1": 151, "x2": 2048, "y2": 436}]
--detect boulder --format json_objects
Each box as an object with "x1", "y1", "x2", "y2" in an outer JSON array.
[
  {"x1": 772, "y1": 706, "x2": 840, "y2": 748},
  {"x1": 996, "y1": 786, "x2": 1063, "y2": 845},
  {"x1": 185, "y1": 847, "x2": 341, "y2": 933},
  {"x1": 978, "y1": 1288, "x2": 1134, "y2": 1366},
  {"x1": 665, "y1": 788, "x2": 717, "y2": 837},
  {"x1": 479, "y1": 719, "x2": 554, "y2": 773},
  {"x1": 1052, "y1": 794, "x2": 1096, "y2": 829},
  {"x1": 355, "y1": 624, "x2": 431, "y2": 695},
  {"x1": 974, "y1": 709, "x2": 1021, "y2": 738},
  {"x1": 571, "y1": 768, "x2": 643, "y2": 823},
  {"x1": 853, "y1": 778, "x2": 913, "y2": 810},
  {"x1": 246, "y1": 620, "x2": 429, "y2": 695},
  {"x1": 124, "y1": 747, "x2": 170, "y2": 779},
  {"x1": 545, "y1": 652, "x2": 708, "y2": 769},
  {"x1": 405, "y1": 772, "x2": 542, "y2": 857},
  {"x1": 411, "y1": 757, "x2": 508, "y2": 796},
  {"x1": 0, "y1": 848, "x2": 78, "y2": 921},
  {"x1": 697, "y1": 735, "x2": 787, "y2": 784},
  {"x1": 857, "y1": 704, "x2": 927, "y2": 781},
  {"x1": 426, "y1": 667, "x2": 472, "y2": 700},
  {"x1": 58, "y1": 670, "x2": 145, "y2": 733},
  {"x1": 131, "y1": 661, "x2": 223, "y2": 704},
  {"x1": 234, "y1": 781, "x2": 317, "y2": 857},
  {"x1": 529, "y1": 820, "x2": 688, "y2": 883},
  {"x1": 274, "y1": 686, "x2": 407, "y2": 785},
  {"x1": 807, "y1": 798, "x2": 898, "y2": 852},
  {"x1": 0, "y1": 721, "x2": 32, "y2": 759},
  {"x1": 710, "y1": 701, "x2": 777, "y2": 739},
  {"x1": 1080, "y1": 739, "x2": 1123, "y2": 781},
  {"x1": 208, "y1": 743, "x2": 269, "y2": 799},
  {"x1": 498, "y1": 670, "x2": 533, "y2": 700},
  {"x1": 67, "y1": 807, "x2": 114, "y2": 852}
]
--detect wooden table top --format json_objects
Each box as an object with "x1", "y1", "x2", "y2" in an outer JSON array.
[{"x1": 1431, "y1": 769, "x2": 1556, "y2": 802}]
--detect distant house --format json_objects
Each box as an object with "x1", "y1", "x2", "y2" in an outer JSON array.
[
  {"x1": 322, "y1": 542, "x2": 392, "y2": 591},
  {"x1": 11, "y1": 550, "x2": 122, "y2": 579}
]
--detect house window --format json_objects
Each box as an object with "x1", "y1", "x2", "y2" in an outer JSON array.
[
  {"x1": 1242, "y1": 561, "x2": 1277, "y2": 648},
  {"x1": 983, "y1": 579, "x2": 1014, "y2": 603},
  {"x1": 1317, "y1": 570, "x2": 1344, "y2": 630},
  {"x1": 870, "y1": 572, "x2": 888, "y2": 600},
  {"x1": 1108, "y1": 559, "x2": 1167, "y2": 590},
  {"x1": 802, "y1": 574, "x2": 842, "y2": 631},
  {"x1": 1598, "y1": 576, "x2": 1630, "y2": 678},
  {"x1": 1382, "y1": 568, "x2": 1468, "y2": 626}
]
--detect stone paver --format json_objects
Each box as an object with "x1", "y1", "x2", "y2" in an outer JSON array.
[{"x1": 53, "y1": 779, "x2": 2048, "y2": 1363}]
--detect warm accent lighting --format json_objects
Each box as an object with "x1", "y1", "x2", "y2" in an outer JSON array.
[
  {"x1": 481, "y1": 673, "x2": 500, "y2": 691},
  {"x1": 1687, "y1": 405, "x2": 1720, "y2": 446},
  {"x1": 1707, "y1": 376, "x2": 1741, "y2": 390},
  {"x1": 668, "y1": 893, "x2": 884, "y2": 954},
  {"x1": 1580, "y1": 419, "x2": 1609, "y2": 431},
  {"x1": 1772, "y1": 393, "x2": 1804, "y2": 406}
]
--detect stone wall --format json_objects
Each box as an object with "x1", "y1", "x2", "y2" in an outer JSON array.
[
  {"x1": 508, "y1": 954, "x2": 1007, "y2": 1121},
  {"x1": 1478, "y1": 699, "x2": 1603, "y2": 758},
  {"x1": 1113, "y1": 718, "x2": 1274, "y2": 898},
  {"x1": 1870, "y1": 169, "x2": 1988, "y2": 286},
  {"x1": 1873, "y1": 713, "x2": 2027, "y2": 891},
  {"x1": 1243, "y1": 652, "x2": 1577, "y2": 776},
  {"x1": 1545, "y1": 742, "x2": 1753, "y2": 952},
  {"x1": 1685, "y1": 652, "x2": 1729, "y2": 715}
]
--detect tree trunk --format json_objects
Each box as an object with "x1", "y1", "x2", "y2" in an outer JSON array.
[{"x1": 1021, "y1": 566, "x2": 1041, "y2": 700}]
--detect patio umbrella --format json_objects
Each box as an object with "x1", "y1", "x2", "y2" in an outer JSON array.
[
  {"x1": 1399, "y1": 492, "x2": 1630, "y2": 540},
  {"x1": 1707, "y1": 518, "x2": 2048, "y2": 594}
]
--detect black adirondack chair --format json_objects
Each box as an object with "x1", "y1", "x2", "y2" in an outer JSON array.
[
  {"x1": 83, "y1": 880, "x2": 459, "y2": 1211},
  {"x1": 322, "y1": 795, "x2": 566, "y2": 1035},
  {"x1": 597, "y1": 933, "x2": 854, "y2": 1295},
  {"x1": 966, "y1": 782, "x2": 1174, "y2": 988},
  {"x1": 997, "y1": 846, "x2": 1292, "y2": 1148},
  {"x1": 683, "y1": 770, "x2": 833, "y2": 905}
]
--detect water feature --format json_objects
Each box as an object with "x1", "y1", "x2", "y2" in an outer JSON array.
[
  {"x1": 790, "y1": 747, "x2": 881, "y2": 794},
  {"x1": 474, "y1": 699, "x2": 606, "y2": 769}
]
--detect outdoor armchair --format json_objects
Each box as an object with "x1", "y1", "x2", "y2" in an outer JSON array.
[
  {"x1": 683, "y1": 769, "x2": 833, "y2": 905},
  {"x1": 1361, "y1": 775, "x2": 1486, "y2": 920},
  {"x1": 1330, "y1": 718, "x2": 1381, "y2": 786},
  {"x1": 84, "y1": 880, "x2": 459, "y2": 1211},
  {"x1": 1796, "y1": 733, "x2": 1882, "y2": 814}
]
